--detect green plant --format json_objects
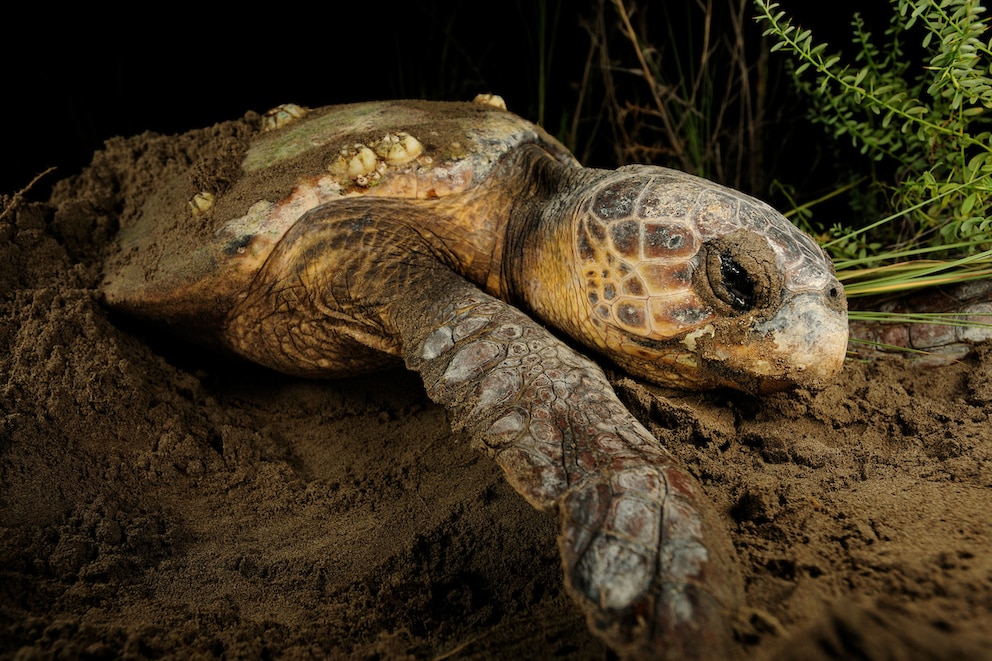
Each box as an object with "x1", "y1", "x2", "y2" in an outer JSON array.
[{"x1": 755, "y1": 0, "x2": 992, "y2": 296}]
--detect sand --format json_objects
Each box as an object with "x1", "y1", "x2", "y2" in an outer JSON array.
[{"x1": 2, "y1": 115, "x2": 991, "y2": 660}]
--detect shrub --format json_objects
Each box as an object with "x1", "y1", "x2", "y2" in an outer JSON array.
[{"x1": 755, "y1": 0, "x2": 992, "y2": 294}]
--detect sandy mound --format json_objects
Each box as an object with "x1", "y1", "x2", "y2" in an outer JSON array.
[{"x1": 2, "y1": 121, "x2": 990, "y2": 659}]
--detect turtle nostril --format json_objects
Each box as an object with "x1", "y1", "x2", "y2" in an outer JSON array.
[{"x1": 718, "y1": 254, "x2": 756, "y2": 311}]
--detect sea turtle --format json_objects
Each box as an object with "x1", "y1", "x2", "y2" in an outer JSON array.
[{"x1": 101, "y1": 98, "x2": 848, "y2": 659}]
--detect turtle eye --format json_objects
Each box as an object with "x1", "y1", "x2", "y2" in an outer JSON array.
[
  {"x1": 702, "y1": 230, "x2": 781, "y2": 314},
  {"x1": 718, "y1": 254, "x2": 756, "y2": 310}
]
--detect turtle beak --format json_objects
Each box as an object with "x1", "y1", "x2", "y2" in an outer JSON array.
[
  {"x1": 706, "y1": 289, "x2": 848, "y2": 393},
  {"x1": 756, "y1": 290, "x2": 848, "y2": 389}
]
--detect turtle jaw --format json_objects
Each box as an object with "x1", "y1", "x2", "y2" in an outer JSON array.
[
  {"x1": 603, "y1": 288, "x2": 848, "y2": 394},
  {"x1": 713, "y1": 290, "x2": 849, "y2": 393}
]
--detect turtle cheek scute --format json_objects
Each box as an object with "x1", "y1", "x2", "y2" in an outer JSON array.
[
  {"x1": 637, "y1": 263, "x2": 694, "y2": 293},
  {"x1": 644, "y1": 294, "x2": 711, "y2": 338},
  {"x1": 616, "y1": 301, "x2": 646, "y2": 329},
  {"x1": 609, "y1": 220, "x2": 640, "y2": 258}
]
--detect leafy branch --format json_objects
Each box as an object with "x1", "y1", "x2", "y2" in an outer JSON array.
[{"x1": 755, "y1": 0, "x2": 992, "y2": 283}]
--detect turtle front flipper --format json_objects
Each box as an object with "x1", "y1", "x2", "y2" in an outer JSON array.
[
  {"x1": 226, "y1": 199, "x2": 743, "y2": 659},
  {"x1": 402, "y1": 286, "x2": 744, "y2": 659},
  {"x1": 400, "y1": 282, "x2": 744, "y2": 660}
]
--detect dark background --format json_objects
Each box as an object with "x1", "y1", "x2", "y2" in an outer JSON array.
[{"x1": 4, "y1": 1, "x2": 880, "y2": 199}]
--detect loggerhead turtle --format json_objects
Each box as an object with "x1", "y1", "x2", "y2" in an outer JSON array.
[{"x1": 101, "y1": 97, "x2": 848, "y2": 659}]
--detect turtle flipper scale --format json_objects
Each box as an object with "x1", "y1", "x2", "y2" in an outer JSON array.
[
  {"x1": 227, "y1": 200, "x2": 743, "y2": 659},
  {"x1": 402, "y1": 285, "x2": 743, "y2": 660}
]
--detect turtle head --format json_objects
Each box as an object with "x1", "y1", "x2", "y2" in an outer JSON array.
[{"x1": 524, "y1": 167, "x2": 848, "y2": 394}]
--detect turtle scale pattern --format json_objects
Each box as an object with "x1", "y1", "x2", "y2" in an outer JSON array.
[
  {"x1": 100, "y1": 99, "x2": 849, "y2": 659},
  {"x1": 577, "y1": 170, "x2": 835, "y2": 344}
]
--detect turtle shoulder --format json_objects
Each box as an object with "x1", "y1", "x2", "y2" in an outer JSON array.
[{"x1": 100, "y1": 100, "x2": 577, "y2": 331}]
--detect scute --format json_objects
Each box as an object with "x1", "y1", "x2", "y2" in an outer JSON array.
[
  {"x1": 591, "y1": 176, "x2": 646, "y2": 219},
  {"x1": 578, "y1": 174, "x2": 712, "y2": 341},
  {"x1": 100, "y1": 100, "x2": 577, "y2": 329}
]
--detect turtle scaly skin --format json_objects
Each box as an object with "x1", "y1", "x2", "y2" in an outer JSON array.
[
  {"x1": 225, "y1": 198, "x2": 742, "y2": 657},
  {"x1": 101, "y1": 100, "x2": 848, "y2": 659}
]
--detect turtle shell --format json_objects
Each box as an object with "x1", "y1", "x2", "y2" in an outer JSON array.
[{"x1": 101, "y1": 100, "x2": 577, "y2": 329}]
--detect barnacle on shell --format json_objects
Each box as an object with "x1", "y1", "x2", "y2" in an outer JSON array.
[{"x1": 261, "y1": 103, "x2": 308, "y2": 132}]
